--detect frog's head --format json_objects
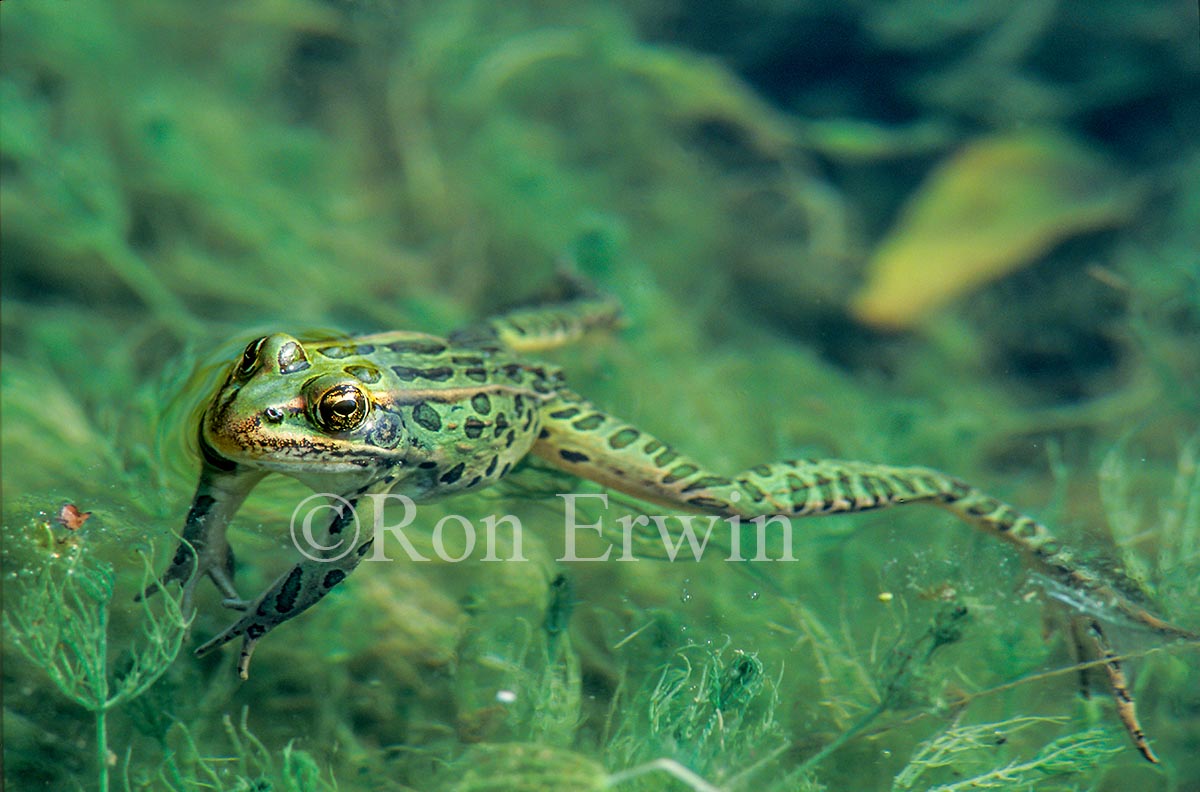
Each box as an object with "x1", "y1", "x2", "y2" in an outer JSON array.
[{"x1": 201, "y1": 334, "x2": 404, "y2": 482}]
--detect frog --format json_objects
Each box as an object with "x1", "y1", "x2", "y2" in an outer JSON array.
[{"x1": 150, "y1": 276, "x2": 1193, "y2": 763}]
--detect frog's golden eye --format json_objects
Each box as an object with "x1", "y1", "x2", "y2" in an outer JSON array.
[
  {"x1": 313, "y1": 384, "x2": 369, "y2": 433},
  {"x1": 237, "y1": 337, "x2": 268, "y2": 378}
]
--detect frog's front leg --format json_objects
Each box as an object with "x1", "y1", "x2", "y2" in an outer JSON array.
[
  {"x1": 194, "y1": 492, "x2": 372, "y2": 679},
  {"x1": 143, "y1": 459, "x2": 266, "y2": 614}
]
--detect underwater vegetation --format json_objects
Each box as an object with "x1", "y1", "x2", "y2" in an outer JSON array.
[{"x1": 3, "y1": 0, "x2": 1199, "y2": 790}]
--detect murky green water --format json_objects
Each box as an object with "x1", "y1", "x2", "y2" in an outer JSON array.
[{"x1": 3, "y1": 2, "x2": 1198, "y2": 790}]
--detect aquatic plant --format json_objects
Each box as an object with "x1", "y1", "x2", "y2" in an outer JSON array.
[
  {"x1": 795, "y1": 602, "x2": 971, "y2": 776},
  {"x1": 603, "y1": 642, "x2": 812, "y2": 791},
  {"x1": 3, "y1": 543, "x2": 189, "y2": 792},
  {"x1": 893, "y1": 717, "x2": 1122, "y2": 791},
  {"x1": 127, "y1": 709, "x2": 339, "y2": 792}
]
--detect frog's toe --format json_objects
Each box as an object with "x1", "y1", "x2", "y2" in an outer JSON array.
[
  {"x1": 194, "y1": 610, "x2": 272, "y2": 679},
  {"x1": 208, "y1": 564, "x2": 243, "y2": 603},
  {"x1": 235, "y1": 631, "x2": 264, "y2": 680},
  {"x1": 220, "y1": 596, "x2": 251, "y2": 611}
]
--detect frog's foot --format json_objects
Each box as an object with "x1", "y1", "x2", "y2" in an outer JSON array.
[
  {"x1": 195, "y1": 611, "x2": 269, "y2": 681},
  {"x1": 195, "y1": 553, "x2": 361, "y2": 679},
  {"x1": 220, "y1": 596, "x2": 252, "y2": 612},
  {"x1": 138, "y1": 538, "x2": 240, "y2": 616},
  {"x1": 1082, "y1": 618, "x2": 1160, "y2": 764}
]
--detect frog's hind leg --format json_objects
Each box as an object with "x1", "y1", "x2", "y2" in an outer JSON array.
[
  {"x1": 194, "y1": 495, "x2": 373, "y2": 679},
  {"x1": 532, "y1": 393, "x2": 1194, "y2": 762},
  {"x1": 449, "y1": 271, "x2": 622, "y2": 353},
  {"x1": 533, "y1": 392, "x2": 1194, "y2": 642}
]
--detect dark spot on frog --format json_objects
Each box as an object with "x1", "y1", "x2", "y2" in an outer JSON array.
[
  {"x1": 411, "y1": 402, "x2": 442, "y2": 432},
  {"x1": 439, "y1": 462, "x2": 466, "y2": 484},
  {"x1": 274, "y1": 567, "x2": 305, "y2": 613},
  {"x1": 345, "y1": 364, "x2": 381, "y2": 384},
  {"x1": 464, "y1": 417, "x2": 486, "y2": 439},
  {"x1": 317, "y1": 344, "x2": 362, "y2": 359},
  {"x1": 386, "y1": 339, "x2": 447, "y2": 355},
  {"x1": 471, "y1": 392, "x2": 492, "y2": 414},
  {"x1": 572, "y1": 414, "x2": 605, "y2": 431}
]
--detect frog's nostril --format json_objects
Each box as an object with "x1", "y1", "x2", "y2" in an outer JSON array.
[{"x1": 264, "y1": 407, "x2": 285, "y2": 423}]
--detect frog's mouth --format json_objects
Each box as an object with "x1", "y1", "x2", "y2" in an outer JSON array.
[{"x1": 200, "y1": 403, "x2": 398, "y2": 478}]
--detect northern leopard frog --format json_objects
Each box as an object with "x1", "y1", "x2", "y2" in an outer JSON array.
[{"x1": 151, "y1": 278, "x2": 1192, "y2": 762}]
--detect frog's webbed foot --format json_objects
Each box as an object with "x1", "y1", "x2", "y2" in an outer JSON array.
[{"x1": 195, "y1": 542, "x2": 368, "y2": 679}]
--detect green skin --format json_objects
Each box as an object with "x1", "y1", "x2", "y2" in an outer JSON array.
[{"x1": 153, "y1": 284, "x2": 1192, "y2": 761}]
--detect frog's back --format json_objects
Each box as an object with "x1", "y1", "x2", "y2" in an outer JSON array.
[{"x1": 323, "y1": 330, "x2": 560, "y2": 496}]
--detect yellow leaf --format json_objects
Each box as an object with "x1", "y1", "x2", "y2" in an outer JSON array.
[{"x1": 851, "y1": 130, "x2": 1138, "y2": 330}]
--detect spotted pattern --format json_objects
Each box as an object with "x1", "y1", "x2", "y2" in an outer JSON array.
[
  {"x1": 439, "y1": 462, "x2": 466, "y2": 484},
  {"x1": 274, "y1": 567, "x2": 304, "y2": 614}
]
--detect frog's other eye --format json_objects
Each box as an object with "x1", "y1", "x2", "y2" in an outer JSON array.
[
  {"x1": 313, "y1": 384, "x2": 369, "y2": 433},
  {"x1": 236, "y1": 337, "x2": 268, "y2": 378}
]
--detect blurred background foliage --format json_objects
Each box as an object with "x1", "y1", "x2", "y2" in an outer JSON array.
[{"x1": 2, "y1": 0, "x2": 1198, "y2": 790}]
